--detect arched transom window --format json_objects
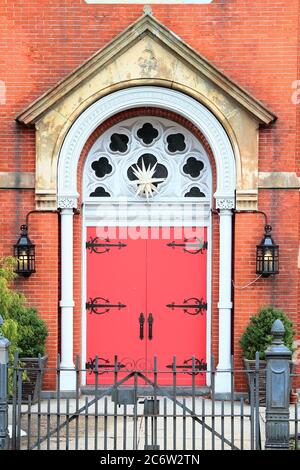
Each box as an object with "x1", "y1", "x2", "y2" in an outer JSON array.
[{"x1": 84, "y1": 116, "x2": 212, "y2": 202}]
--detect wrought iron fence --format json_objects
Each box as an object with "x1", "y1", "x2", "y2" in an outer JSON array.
[
  {"x1": 7, "y1": 354, "x2": 262, "y2": 451},
  {"x1": 289, "y1": 372, "x2": 300, "y2": 451},
  {"x1": 0, "y1": 319, "x2": 298, "y2": 451}
]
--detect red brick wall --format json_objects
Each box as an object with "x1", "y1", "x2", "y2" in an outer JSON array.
[
  {"x1": 233, "y1": 190, "x2": 300, "y2": 389},
  {"x1": 0, "y1": 190, "x2": 59, "y2": 389},
  {"x1": 1, "y1": 0, "x2": 299, "y2": 390}
]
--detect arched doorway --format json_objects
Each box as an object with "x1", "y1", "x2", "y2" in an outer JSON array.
[
  {"x1": 57, "y1": 86, "x2": 236, "y2": 393},
  {"x1": 82, "y1": 115, "x2": 212, "y2": 385}
]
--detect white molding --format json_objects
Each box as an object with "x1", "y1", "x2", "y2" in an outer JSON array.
[
  {"x1": 215, "y1": 209, "x2": 233, "y2": 393},
  {"x1": 81, "y1": 204, "x2": 87, "y2": 387},
  {"x1": 85, "y1": 1, "x2": 213, "y2": 3},
  {"x1": 60, "y1": 208, "x2": 76, "y2": 391},
  {"x1": 58, "y1": 87, "x2": 236, "y2": 206},
  {"x1": 85, "y1": 201, "x2": 211, "y2": 227},
  {"x1": 205, "y1": 214, "x2": 212, "y2": 387}
]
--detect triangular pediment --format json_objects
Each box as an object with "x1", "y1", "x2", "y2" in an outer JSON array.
[{"x1": 17, "y1": 13, "x2": 276, "y2": 125}]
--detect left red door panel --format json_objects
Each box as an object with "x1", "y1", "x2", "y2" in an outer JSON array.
[{"x1": 86, "y1": 227, "x2": 147, "y2": 385}]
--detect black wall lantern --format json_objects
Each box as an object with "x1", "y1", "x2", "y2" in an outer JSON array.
[
  {"x1": 14, "y1": 224, "x2": 36, "y2": 277},
  {"x1": 256, "y1": 224, "x2": 279, "y2": 277}
]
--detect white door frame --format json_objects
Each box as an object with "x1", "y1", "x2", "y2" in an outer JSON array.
[
  {"x1": 57, "y1": 86, "x2": 236, "y2": 393},
  {"x1": 81, "y1": 204, "x2": 212, "y2": 387}
]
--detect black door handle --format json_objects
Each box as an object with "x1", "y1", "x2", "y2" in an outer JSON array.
[
  {"x1": 139, "y1": 313, "x2": 145, "y2": 340},
  {"x1": 148, "y1": 313, "x2": 153, "y2": 340}
]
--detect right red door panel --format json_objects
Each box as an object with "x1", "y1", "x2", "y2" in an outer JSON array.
[{"x1": 146, "y1": 227, "x2": 207, "y2": 385}]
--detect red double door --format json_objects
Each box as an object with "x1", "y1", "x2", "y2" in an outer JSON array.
[{"x1": 86, "y1": 227, "x2": 207, "y2": 385}]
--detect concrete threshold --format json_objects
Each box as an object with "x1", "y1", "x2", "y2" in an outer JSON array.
[{"x1": 80, "y1": 385, "x2": 211, "y2": 397}]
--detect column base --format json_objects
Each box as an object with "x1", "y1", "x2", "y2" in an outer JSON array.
[
  {"x1": 215, "y1": 369, "x2": 232, "y2": 396},
  {"x1": 60, "y1": 366, "x2": 77, "y2": 391}
]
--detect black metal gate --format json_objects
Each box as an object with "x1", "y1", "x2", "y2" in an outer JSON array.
[{"x1": 8, "y1": 354, "x2": 262, "y2": 451}]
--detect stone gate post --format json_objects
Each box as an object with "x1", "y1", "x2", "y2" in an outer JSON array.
[
  {"x1": 265, "y1": 319, "x2": 292, "y2": 450},
  {"x1": 0, "y1": 315, "x2": 10, "y2": 450}
]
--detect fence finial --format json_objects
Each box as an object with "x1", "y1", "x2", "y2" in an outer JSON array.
[{"x1": 271, "y1": 318, "x2": 284, "y2": 342}]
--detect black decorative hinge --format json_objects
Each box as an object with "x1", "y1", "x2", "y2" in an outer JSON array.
[
  {"x1": 86, "y1": 237, "x2": 126, "y2": 254},
  {"x1": 85, "y1": 357, "x2": 125, "y2": 375},
  {"x1": 86, "y1": 297, "x2": 126, "y2": 315},
  {"x1": 166, "y1": 297, "x2": 207, "y2": 315},
  {"x1": 166, "y1": 357, "x2": 207, "y2": 375},
  {"x1": 167, "y1": 237, "x2": 208, "y2": 255}
]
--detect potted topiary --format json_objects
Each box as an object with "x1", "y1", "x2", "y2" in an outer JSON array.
[
  {"x1": 0, "y1": 256, "x2": 48, "y2": 403},
  {"x1": 240, "y1": 306, "x2": 296, "y2": 405}
]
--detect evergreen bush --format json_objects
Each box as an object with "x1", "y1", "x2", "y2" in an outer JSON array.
[{"x1": 239, "y1": 306, "x2": 296, "y2": 360}]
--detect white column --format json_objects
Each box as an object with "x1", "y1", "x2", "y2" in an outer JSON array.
[
  {"x1": 215, "y1": 204, "x2": 233, "y2": 395},
  {"x1": 60, "y1": 207, "x2": 76, "y2": 391}
]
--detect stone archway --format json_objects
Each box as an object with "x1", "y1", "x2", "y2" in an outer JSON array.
[{"x1": 57, "y1": 86, "x2": 236, "y2": 393}]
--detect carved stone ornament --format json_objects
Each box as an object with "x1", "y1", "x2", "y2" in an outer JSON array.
[
  {"x1": 57, "y1": 196, "x2": 78, "y2": 209},
  {"x1": 216, "y1": 198, "x2": 235, "y2": 210}
]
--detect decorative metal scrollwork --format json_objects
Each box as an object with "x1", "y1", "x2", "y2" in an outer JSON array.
[
  {"x1": 167, "y1": 237, "x2": 208, "y2": 255},
  {"x1": 166, "y1": 357, "x2": 207, "y2": 375},
  {"x1": 86, "y1": 237, "x2": 126, "y2": 254},
  {"x1": 85, "y1": 357, "x2": 125, "y2": 375},
  {"x1": 166, "y1": 297, "x2": 207, "y2": 316},
  {"x1": 86, "y1": 297, "x2": 126, "y2": 315},
  {"x1": 118, "y1": 357, "x2": 153, "y2": 370}
]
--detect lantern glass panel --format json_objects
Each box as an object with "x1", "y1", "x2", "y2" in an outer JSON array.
[
  {"x1": 14, "y1": 225, "x2": 35, "y2": 276},
  {"x1": 256, "y1": 226, "x2": 279, "y2": 276}
]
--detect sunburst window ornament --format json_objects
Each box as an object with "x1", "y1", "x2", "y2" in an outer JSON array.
[{"x1": 129, "y1": 158, "x2": 166, "y2": 198}]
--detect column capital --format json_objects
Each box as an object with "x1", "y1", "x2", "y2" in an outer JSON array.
[
  {"x1": 215, "y1": 197, "x2": 235, "y2": 210},
  {"x1": 57, "y1": 195, "x2": 78, "y2": 209}
]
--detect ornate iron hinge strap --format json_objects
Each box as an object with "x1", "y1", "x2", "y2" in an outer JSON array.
[
  {"x1": 166, "y1": 297, "x2": 207, "y2": 315},
  {"x1": 86, "y1": 297, "x2": 126, "y2": 315},
  {"x1": 86, "y1": 237, "x2": 127, "y2": 254},
  {"x1": 86, "y1": 357, "x2": 125, "y2": 375},
  {"x1": 166, "y1": 357, "x2": 207, "y2": 375},
  {"x1": 167, "y1": 237, "x2": 208, "y2": 255}
]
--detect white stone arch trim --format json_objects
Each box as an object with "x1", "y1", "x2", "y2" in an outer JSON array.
[
  {"x1": 57, "y1": 86, "x2": 236, "y2": 394},
  {"x1": 57, "y1": 86, "x2": 236, "y2": 209}
]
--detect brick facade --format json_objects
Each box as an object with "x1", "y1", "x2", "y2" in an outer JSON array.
[{"x1": 1, "y1": 0, "x2": 300, "y2": 390}]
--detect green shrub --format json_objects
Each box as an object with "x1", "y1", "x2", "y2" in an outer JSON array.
[
  {"x1": 0, "y1": 257, "x2": 25, "y2": 319},
  {"x1": 239, "y1": 306, "x2": 296, "y2": 360},
  {"x1": 8, "y1": 306, "x2": 48, "y2": 357}
]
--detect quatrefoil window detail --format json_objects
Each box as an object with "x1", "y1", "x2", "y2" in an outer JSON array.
[
  {"x1": 91, "y1": 157, "x2": 113, "y2": 178},
  {"x1": 184, "y1": 187, "x2": 206, "y2": 198},
  {"x1": 90, "y1": 187, "x2": 111, "y2": 198},
  {"x1": 109, "y1": 133, "x2": 129, "y2": 153},
  {"x1": 84, "y1": 116, "x2": 212, "y2": 201},
  {"x1": 183, "y1": 157, "x2": 204, "y2": 178},
  {"x1": 167, "y1": 133, "x2": 186, "y2": 153},
  {"x1": 137, "y1": 123, "x2": 159, "y2": 145}
]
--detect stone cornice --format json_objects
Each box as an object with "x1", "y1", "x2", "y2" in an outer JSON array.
[{"x1": 258, "y1": 172, "x2": 300, "y2": 189}]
